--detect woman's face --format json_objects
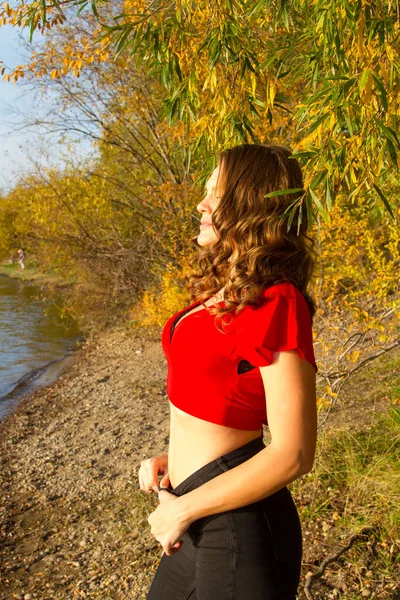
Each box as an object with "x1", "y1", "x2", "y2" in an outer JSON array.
[{"x1": 196, "y1": 165, "x2": 221, "y2": 247}]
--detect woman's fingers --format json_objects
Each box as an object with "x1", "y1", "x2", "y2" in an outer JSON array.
[
  {"x1": 138, "y1": 457, "x2": 165, "y2": 492},
  {"x1": 147, "y1": 458, "x2": 163, "y2": 491},
  {"x1": 157, "y1": 488, "x2": 174, "y2": 501},
  {"x1": 167, "y1": 540, "x2": 183, "y2": 555},
  {"x1": 159, "y1": 473, "x2": 170, "y2": 488}
]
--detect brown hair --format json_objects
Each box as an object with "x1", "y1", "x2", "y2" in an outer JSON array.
[{"x1": 186, "y1": 143, "x2": 318, "y2": 328}]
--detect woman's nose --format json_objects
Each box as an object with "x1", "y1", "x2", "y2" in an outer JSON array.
[{"x1": 197, "y1": 196, "x2": 212, "y2": 213}]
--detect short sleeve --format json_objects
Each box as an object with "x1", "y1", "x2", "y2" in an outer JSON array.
[{"x1": 235, "y1": 285, "x2": 318, "y2": 373}]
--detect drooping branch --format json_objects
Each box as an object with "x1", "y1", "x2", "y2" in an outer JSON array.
[{"x1": 304, "y1": 527, "x2": 376, "y2": 600}]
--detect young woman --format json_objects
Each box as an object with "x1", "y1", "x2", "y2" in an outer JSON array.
[{"x1": 139, "y1": 143, "x2": 318, "y2": 600}]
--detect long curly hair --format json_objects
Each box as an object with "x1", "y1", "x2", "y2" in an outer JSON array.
[{"x1": 185, "y1": 143, "x2": 318, "y2": 330}]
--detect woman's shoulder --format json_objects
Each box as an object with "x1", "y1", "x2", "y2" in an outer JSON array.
[
  {"x1": 234, "y1": 282, "x2": 304, "y2": 315},
  {"x1": 261, "y1": 281, "x2": 303, "y2": 300},
  {"x1": 237, "y1": 281, "x2": 311, "y2": 321}
]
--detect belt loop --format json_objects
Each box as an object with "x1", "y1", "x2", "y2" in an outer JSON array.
[{"x1": 215, "y1": 457, "x2": 229, "y2": 472}]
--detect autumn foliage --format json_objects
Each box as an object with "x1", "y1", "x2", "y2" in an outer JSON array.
[{"x1": 0, "y1": 0, "x2": 399, "y2": 414}]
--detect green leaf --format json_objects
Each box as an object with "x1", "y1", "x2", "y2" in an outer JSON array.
[
  {"x1": 248, "y1": 99, "x2": 261, "y2": 118},
  {"x1": 291, "y1": 151, "x2": 318, "y2": 161},
  {"x1": 73, "y1": 0, "x2": 90, "y2": 17},
  {"x1": 115, "y1": 23, "x2": 135, "y2": 58},
  {"x1": 376, "y1": 120, "x2": 400, "y2": 149},
  {"x1": 325, "y1": 179, "x2": 332, "y2": 212},
  {"x1": 372, "y1": 73, "x2": 388, "y2": 112},
  {"x1": 273, "y1": 103, "x2": 293, "y2": 114},
  {"x1": 344, "y1": 112, "x2": 354, "y2": 137},
  {"x1": 51, "y1": 0, "x2": 63, "y2": 12},
  {"x1": 246, "y1": 0, "x2": 268, "y2": 19},
  {"x1": 242, "y1": 114, "x2": 256, "y2": 139},
  {"x1": 302, "y1": 88, "x2": 330, "y2": 107},
  {"x1": 286, "y1": 203, "x2": 298, "y2": 232},
  {"x1": 39, "y1": 0, "x2": 47, "y2": 23},
  {"x1": 303, "y1": 113, "x2": 329, "y2": 136},
  {"x1": 77, "y1": 2, "x2": 89, "y2": 16},
  {"x1": 209, "y1": 41, "x2": 222, "y2": 69},
  {"x1": 264, "y1": 188, "x2": 304, "y2": 199},
  {"x1": 309, "y1": 188, "x2": 329, "y2": 221},
  {"x1": 29, "y1": 15, "x2": 35, "y2": 43},
  {"x1": 297, "y1": 202, "x2": 303, "y2": 236},
  {"x1": 386, "y1": 139, "x2": 398, "y2": 168},
  {"x1": 310, "y1": 170, "x2": 327, "y2": 191},
  {"x1": 91, "y1": 0, "x2": 99, "y2": 18},
  {"x1": 373, "y1": 184, "x2": 394, "y2": 218},
  {"x1": 244, "y1": 56, "x2": 257, "y2": 74},
  {"x1": 358, "y1": 68, "x2": 371, "y2": 92},
  {"x1": 304, "y1": 189, "x2": 314, "y2": 229}
]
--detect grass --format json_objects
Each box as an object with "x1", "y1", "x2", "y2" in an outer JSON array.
[
  {"x1": 0, "y1": 262, "x2": 75, "y2": 287},
  {"x1": 317, "y1": 407, "x2": 400, "y2": 528},
  {"x1": 292, "y1": 348, "x2": 400, "y2": 598},
  {"x1": 0, "y1": 262, "x2": 23, "y2": 274}
]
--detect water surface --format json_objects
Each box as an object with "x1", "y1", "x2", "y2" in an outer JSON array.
[{"x1": 0, "y1": 275, "x2": 81, "y2": 421}]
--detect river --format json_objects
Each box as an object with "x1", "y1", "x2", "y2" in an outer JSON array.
[{"x1": 0, "y1": 275, "x2": 82, "y2": 421}]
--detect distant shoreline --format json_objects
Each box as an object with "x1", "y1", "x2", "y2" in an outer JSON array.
[{"x1": 0, "y1": 263, "x2": 75, "y2": 290}]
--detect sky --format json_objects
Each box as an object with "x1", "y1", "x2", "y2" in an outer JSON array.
[
  {"x1": 0, "y1": 23, "x2": 94, "y2": 194},
  {"x1": 0, "y1": 23, "x2": 35, "y2": 192}
]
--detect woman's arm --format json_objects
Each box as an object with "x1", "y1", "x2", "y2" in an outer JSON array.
[
  {"x1": 148, "y1": 350, "x2": 317, "y2": 554},
  {"x1": 180, "y1": 350, "x2": 317, "y2": 520}
]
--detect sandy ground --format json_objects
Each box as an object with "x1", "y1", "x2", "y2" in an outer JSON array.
[
  {"x1": 1, "y1": 324, "x2": 399, "y2": 600},
  {"x1": 0, "y1": 326, "x2": 170, "y2": 600}
]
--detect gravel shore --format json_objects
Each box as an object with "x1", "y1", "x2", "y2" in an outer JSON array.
[{"x1": 0, "y1": 325, "x2": 170, "y2": 600}]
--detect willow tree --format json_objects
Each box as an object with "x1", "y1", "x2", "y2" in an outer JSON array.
[{"x1": 1, "y1": 0, "x2": 399, "y2": 230}]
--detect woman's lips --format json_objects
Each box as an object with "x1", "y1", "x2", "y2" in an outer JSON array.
[{"x1": 200, "y1": 222, "x2": 212, "y2": 228}]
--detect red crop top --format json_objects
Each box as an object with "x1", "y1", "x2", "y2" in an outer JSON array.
[{"x1": 161, "y1": 282, "x2": 318, "y2": 431}]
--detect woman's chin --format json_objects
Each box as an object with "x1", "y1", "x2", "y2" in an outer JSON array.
[{"x1": 197, "y1": 231, "x2": 217, "y2": 247}]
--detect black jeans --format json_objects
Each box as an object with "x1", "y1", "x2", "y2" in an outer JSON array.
[{"x1": 147, "y1": 436, "x2": 302, "y2": 600}]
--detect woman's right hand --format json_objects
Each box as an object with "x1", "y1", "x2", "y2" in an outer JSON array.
[{"x1": 138, "y1": 452, "x2": 170, "y2": 493}]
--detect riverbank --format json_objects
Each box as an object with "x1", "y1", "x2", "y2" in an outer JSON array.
[
  {"x1": 0, "y1": 350, "x2": 81, "y2": 422},
  {"x1": 0, "y1": 324, "x2": 399, "y2": 599},
  {"x1": 0, "y1": 263, "x2": 74, "y2": 290}
]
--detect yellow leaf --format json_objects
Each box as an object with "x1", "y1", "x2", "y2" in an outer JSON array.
[
  {"x1": 357, "y1": 11, "x2": 364, "y2": 58},
  {"x1": 268, "y1": 81, "x2": 276, "y2": 106},
  {"x1": 385, "y1": 44, "x2": 394, "y2": 62}
]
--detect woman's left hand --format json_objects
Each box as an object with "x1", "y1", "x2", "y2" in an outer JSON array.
[{"x1": 148, "y1": 490, "x2": 191, "y2": 556}]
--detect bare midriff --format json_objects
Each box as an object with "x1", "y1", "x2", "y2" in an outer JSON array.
[{"x1": 168, "y1": 404, "x2": 262, "y2": 489}]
